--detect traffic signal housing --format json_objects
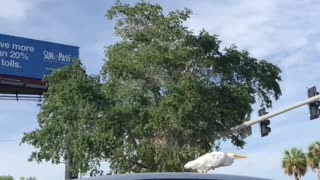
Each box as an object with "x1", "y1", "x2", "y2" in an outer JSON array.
[
  {"x1": 239, "y1": 125, "x2": 252, "y2": 139},
  {"x1": 307, "y1": 86, "x2": 320, "y2": 120},
  {"x1": 259, "y1": 108, "x2": 271, "y2": 137},
  {"x1": 238, "y1": 117, "x2": 252, "y2": 139}
]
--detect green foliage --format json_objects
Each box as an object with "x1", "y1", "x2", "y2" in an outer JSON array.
[
  {"x1": 283, "y1": 142, "x2": 320, "y2": 179},
  {"x1": 21, "y1": 1, "x2": 282, "y2": 175},
  {"x1": 0, "y1": 176, "x2": 14, "y2": 180},
  {"x1": 102, "y1": 0, "x2": 281, "y2": 174},
  {"x1": 20, "y1": 177, "x2": 37, "y2": 180},
  {"x1": 306, "y1": 141, "x2": 320, "y2": 177},
  {"x1": 0, "y1": 176, "x2": 36, "y2": 180},
  {"x1": 21, "y1": 60, "x2": 108, "y2": 176},
  {"x1": 281, "y1": 148, "x2": 307, "y2": 180}
]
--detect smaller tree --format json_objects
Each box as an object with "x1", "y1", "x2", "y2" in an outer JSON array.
[
  {"x1": 19, "y1": 177, "x2": 37, "y2": 180},
  {"x1": 21, "y1": 60, "x2": 108, "y2": 176},
  {"x1": 0, "y1": 176, "x2": 37, "y2": 180},
  {"x1": 281, "y1": 148, "x2": 307, "y2": 180},
  {"x1": 306, "y1": 141, "x2": 320, "y2": 179},
  {"x1": 0, "y1": 176, "x2": 14, "y2": 180}
]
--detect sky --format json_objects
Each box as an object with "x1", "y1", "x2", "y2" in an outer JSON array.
[{"x1": 0, "y1": 0, "x2": 320, "y2": 179}]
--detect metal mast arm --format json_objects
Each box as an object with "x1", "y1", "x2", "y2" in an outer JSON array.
[{"x1": 222, "y1": 94, "x2": 320, "y2": 135}]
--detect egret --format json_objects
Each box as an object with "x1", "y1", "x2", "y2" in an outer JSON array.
[{"x1": 184, "y1": 152, "x2": 247, "y2": 173}]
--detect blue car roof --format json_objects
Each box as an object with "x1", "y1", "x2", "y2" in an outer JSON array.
[{"x1": 80, "y1": 172, "x2": 272, "y2": 180}]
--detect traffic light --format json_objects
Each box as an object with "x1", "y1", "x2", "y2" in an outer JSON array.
[
  {"x1": 238, "y1": 117, "x2": 252, "y2": 139},
  {"x1": 307, "y1": 86, "x2": 320, "y2": 120},
  {"x1": 258, "y1": 108, "x2": 271, "y2": 137},
  {"x1": 239, "y1": 125, "x2": 252, "y2": 139}
]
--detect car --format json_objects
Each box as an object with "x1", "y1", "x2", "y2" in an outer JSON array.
[{"x1": 80, "y1": 172, "x2": 272, "y2": 180}]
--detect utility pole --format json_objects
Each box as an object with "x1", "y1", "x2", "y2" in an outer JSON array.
[
  {"x1": 65, "y1": 154, "x2": 78, "y2": 180},
  {"x1": 65, "y1": 158, "x2": 71, "y2": 180},
  {"x1": 65, "y1": 121, "x2": 78, "y2": 180}
]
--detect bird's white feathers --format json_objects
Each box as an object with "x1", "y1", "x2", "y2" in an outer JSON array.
[{"x1": 184, "y1": 152, "x2": 234, "y2": 173}]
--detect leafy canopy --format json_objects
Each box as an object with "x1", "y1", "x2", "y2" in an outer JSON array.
[
  {"x1": 102, "y1": 0, "x2": 281, "y2": 173},
  {"x1": 21, "y1": 0, "x2": 282, "y2": 175}
]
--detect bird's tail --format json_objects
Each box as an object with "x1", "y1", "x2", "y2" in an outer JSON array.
[{"x1": 184, "y1": 160, "x2": 197, "y2": 169}]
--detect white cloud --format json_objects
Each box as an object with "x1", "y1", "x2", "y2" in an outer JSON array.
[
  {"x1": 185, "y1": 0, "x2": 320, "y2": 64},
  {"x1": 315, "y1": 41, "x2": 320, "y2": 51},
  {"x1": 0, "y1": 0, "x2": 45, "y2": 22}
]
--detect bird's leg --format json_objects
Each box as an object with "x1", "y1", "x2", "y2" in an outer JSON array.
[{"x1": 204, "y1": 168, "x2": 215, "y2": 173}]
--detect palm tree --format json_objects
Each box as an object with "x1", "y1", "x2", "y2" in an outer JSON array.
[
  {"x1": 281, "y1": 147, "x2": 307, "y2": 180},
  {"x1": 306, "y1": 141, "x2": 320, "y2": 179}
]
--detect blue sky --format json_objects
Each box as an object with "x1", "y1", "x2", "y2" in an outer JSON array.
[{"x1": 1, "y1": 0, "x2": 320, "y2": 179}]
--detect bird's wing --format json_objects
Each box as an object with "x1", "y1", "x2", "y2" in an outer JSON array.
[
  {"x1": 198, "y1": 152, "x2": 226, "y2": 168},
  {"x1": 184, "y1": 152, "x2": 225, "y2": 171}
]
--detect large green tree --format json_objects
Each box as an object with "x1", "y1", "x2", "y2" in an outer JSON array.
[
  {"x1": 21, "y1": 1, "x2": 282, "y2": 175},
  {"x1": 101, "y1": 1, "x2": 281, "y2": 174},
  {"x1": 306, "y1": 141, "x2": 320, "y2": 179},
  {"x1": 282, "y1": 148, "x2": 307, "y2": 180}
]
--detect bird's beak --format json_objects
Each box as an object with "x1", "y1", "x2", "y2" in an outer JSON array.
[{"x1": 234, "y1": 155, "x2": 247, "y2": 159}]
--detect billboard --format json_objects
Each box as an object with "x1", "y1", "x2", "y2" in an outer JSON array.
[
  {"x1": 0, "y1": 34, "x2": 79, "y2": 95},
  {"x1": 0, "y1": 33, "x2": 79, "y2": 80}
]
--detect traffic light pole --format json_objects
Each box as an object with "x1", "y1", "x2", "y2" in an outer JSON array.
[{"x1": 221, "y1": 94, "x2": 320, "y2": 136}]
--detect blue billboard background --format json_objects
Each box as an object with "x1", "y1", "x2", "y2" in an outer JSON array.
[{"x1": 0, "y1": 34, "x2": 79, "y2": 80}]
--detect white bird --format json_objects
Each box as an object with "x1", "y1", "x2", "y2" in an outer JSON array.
[{"x1": 184, "y1": 152, "x2": 247, "y2": 173}]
